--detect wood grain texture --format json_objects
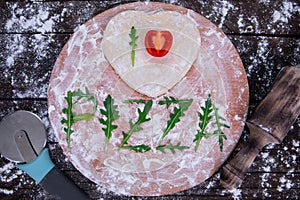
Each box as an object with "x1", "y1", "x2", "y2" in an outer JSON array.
[{"x1": 0, "y1": 0, "x2": 299, "y2": 199}]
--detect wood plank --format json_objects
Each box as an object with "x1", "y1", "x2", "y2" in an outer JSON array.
[
  {"x1": 180, "y1": 0, "x2": 300, "y2": 36},
  {"x1": 0, "y1": 33, "x2": 69, "y2": 99},
  {"x1": 229, "y1": 35, "x2": 300, "y2": 103},
  {"x1": 242, "y1": 172, "x2": 300, "y2": 189},
  {"x1": 1, "y1": 0, "x2": 299, "y2": 35},
  {"x1": 0, "y1": 1, "x2": 117, "y2": 34}
]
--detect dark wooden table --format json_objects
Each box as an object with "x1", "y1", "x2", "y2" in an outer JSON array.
[{"x1": 0, "y1": 0, "x2": 299, "y2": 199}]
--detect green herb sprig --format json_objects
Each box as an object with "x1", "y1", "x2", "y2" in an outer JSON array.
[
  {"x1": 212, "y1": 105, "x2": 229, "y2": 152},
  {"x1": 157, "y1": 96, "x2": 193, "y2": 145},
  {"x1": 194, "y1": 95, "x2": 229, "y2": 152},
  {"x1": 61, "y1": 91, "x2": 75, "y2": 150},
  {"x1": 194, "y1": 95, "x2": 213, "y2": 152},
  {"x1": 156, "y1": 142, "x2": 189, "y2": 154},
  {"x1": 123, "y1": 99, "x2": 146, "y2": 104},
  {"x1": 158, "y1": 96, "x2": 191, "y2": 108},
  {"x1": 122, "y1": 144, "x2": 151, "y2": 153},
  {"x1": 99, "y1": 95, "x2": 120, "y2": 149},
  {"x1": 129, "y1": 26, "x2": 138, "y2": 67},
  {"x1": 61, "y1": 87, "x2": 98, "y2": 149},
  {"x1": 119, "y1": 100, "x2": 153, "y2": 149}
]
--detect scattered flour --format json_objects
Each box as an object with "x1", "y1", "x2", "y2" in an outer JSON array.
[
  {"x1": 292, "y1": 139, "x2": 299, "y2": 148},
  {"x1": 277, "y1": 175, "x2": 295, "y2": 192},
  {"x1": 218, "y1": 1, "x2": 235, "y2": 28},
  {"x1": 2, "y1": 2, "x2": 67, "y2": 99},
  {"x1": 4, "y1": 35, "x2": 25, "y2": 67},
  {"x1": 0, "y1": 188, "x2": 13, "y2": 195},
  {"x1": 237, "y1": 14, "x2": 244, "y2": 29},
  {"x1": 229, "y1": 188, "x2": 242, "y2": 200},
  {"x1": 205, "y1": 1, "x2": 236, "y2": 29},
  {"x1": 259, "y1": 0, "x2": 271, "y2": 3},
  {"x1": 272, "y1": 2, "x2": 297, "y2": 23},
  {"x1": 247, "y1": 37, "x2": 270, "y2": 77},
  {"x1": 0, "y1": 163, "x2": 15, "y2": 175},
  {"x1": 5, "y1": 3, "x2": 64, "y2": 33},
  {"x1": 0, "y1": 161, "x2": 27, "y2": 195}
]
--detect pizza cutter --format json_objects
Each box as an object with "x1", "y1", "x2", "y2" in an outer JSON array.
[{"x1": 0, "y1": 110, "x2": 89, "y2": 200}]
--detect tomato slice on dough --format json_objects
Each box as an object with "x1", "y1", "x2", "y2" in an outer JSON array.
[{"x1": 144, "y1": 30, "x2": 173, "y2": 57}]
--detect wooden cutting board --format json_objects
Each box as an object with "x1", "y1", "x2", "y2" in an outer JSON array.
[{"x1": 48, "y1": 2, "x2": 249, "y2": 196}]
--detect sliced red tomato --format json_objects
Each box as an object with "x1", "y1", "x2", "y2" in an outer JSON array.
[{"x1": 144, "y1": 30, "x2": 173, "y2": 57}]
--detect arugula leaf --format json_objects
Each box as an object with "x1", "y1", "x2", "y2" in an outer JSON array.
[
  {"x1": 120, "y1": 100, "x2": 153, "y2": 148},
  {"x1": 158, "y1": 96, "x2": 178, "y2": 108},
  {"x1": 99, "y1": 95, "x2": 120, "y2": 149},
  {"x1": 61, "y1": 87, "x2": 97, "y2": 150},
  {"x1": 193, "y1": 95, "x2": 230, "y2": 152},
  {"x1": 156, "y1": 142, "x2": 189, "y2": 154},
  {"x1": 123, "y1": 99, "x2": 146, "y2": 104},
  {"x1": 158, "y1": 96, "x2": 193, "y2": 109},
  {"x1": 72, "y1": 87, "x2": 98, "y2": 112},
  {"x1": 129, "y1": 26, "x2": 138, "y2": 67},
  {"x1": 158, "y1": 97, "x2": 193, "y2": 145},
  {"x1": 122, "y1": 144, "x2": 151, "y2": 153},
  {"x1": 212, "y1": 105, "x2": 229, "y2": 152},
  {"x1": 61, "y1": 91, "x2": 75, "y2": 150},
  {"x1": 194, "y1": 95, "x2": 213, "y2": 152}
]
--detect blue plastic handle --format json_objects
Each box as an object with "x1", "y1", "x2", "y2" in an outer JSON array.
[
  {"x1": 17, "y1": 148, "x2": 55, "y2": 183},
  {"x1": 17, "y1": 148, "x2": 89, "y2": 199}
]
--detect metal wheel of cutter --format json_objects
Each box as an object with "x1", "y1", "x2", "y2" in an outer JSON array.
[{"x1": 0, "y1": 110, "x2": 47, "y2": 163}]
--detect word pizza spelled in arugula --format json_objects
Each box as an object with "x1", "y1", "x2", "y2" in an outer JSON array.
[{"x1": 61, "y1": 88, "x2": 229, "y2": 154}]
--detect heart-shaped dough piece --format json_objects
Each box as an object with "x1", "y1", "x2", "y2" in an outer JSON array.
[{"x1": 102, "y1": 10, "x2": 200, "y2": 97}]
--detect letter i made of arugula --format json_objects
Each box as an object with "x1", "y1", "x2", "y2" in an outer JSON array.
[{"x1": 61, "y1": 87, "x2": 229, "y2": 154}]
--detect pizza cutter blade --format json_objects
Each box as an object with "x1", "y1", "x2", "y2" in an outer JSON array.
[{"x1": 0, "y1": 110, "x2": 89, "y2": 200}]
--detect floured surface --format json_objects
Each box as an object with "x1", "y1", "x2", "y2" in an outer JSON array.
[{"x1": 48, "y1": 2, "x2": 248, "y2": 196}]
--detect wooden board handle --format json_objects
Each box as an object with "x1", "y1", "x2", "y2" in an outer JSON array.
[
  {"x1": 221, "y1": 65, "x2": 300, "y2": 190},
  {"x1": 220, "y1": 122, "x2": 279, "y2": 189}
]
